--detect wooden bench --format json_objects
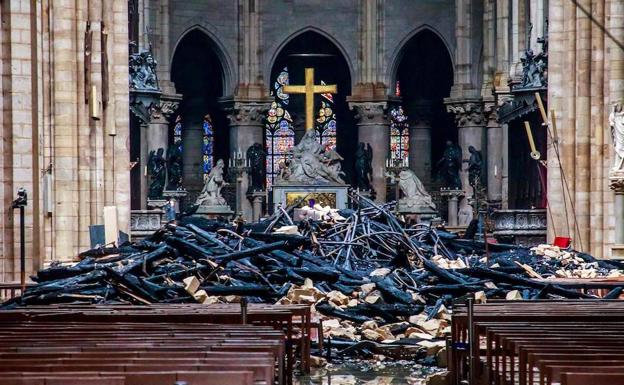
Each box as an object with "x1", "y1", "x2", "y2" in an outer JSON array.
[
  {"x1": 0, "y1": 305, "x2": 307, "y2": 385},
  {"x1": 449, "y1": 300, "x2": 624, "y2": 385}
]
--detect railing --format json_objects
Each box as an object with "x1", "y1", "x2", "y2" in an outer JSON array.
[{"x1": 0, "y1": 282, "x2": 33, "y2": 303}]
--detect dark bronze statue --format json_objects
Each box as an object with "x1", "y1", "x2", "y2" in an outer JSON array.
[
  {"x1": 148, "y1": 148, "x2": 166, "y2": 199},
  {"x1": 354, "y1": 142, "x2": 373, "y2": 191},
  {"x1": 465, "y1": 145, "x2": 483, "y2": 188},
  {"x1": 166, "y1": 143, "x2": 183, "y2": 190},
  {"x1": 437, "y1": 140, "x2": 462, "y2": 190},
  {"x1": 246, "y1": 142, "x2": 267, "y2": 192}
]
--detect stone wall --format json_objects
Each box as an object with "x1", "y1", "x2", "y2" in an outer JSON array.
[
  {"x1": 0, "y1": 0, "x2": 130, "y2": 282},
  {"x1": 547, "y1": 0, "x2": 622, "y2": 257}
]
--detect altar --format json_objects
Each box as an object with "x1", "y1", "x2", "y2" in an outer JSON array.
[{"x1": 272, "y1": 183, "x2": 349, "y2": 210}]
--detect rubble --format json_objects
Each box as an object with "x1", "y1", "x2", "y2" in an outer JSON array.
[{"x1": 4, "y1": 192, "x2": 624, "y2": 363}]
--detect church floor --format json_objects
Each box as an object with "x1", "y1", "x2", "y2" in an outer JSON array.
[{"x1": 295, "y1": 361, "x2": 441, "y2": 385}]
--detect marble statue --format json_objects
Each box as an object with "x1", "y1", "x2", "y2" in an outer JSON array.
[
  {"x1": 147, "y1": 148, "x2": 166, "y2": 199},
  {"x1": 465, "y1": 145, "x2": 483, "y2": 188},
  {"x1": 195, "y1": 159, "x2": 227, "y2": 206},
  {"x1": 610, "y1": 103, "x2": 624, "y2": 171},
  {"x1": 397, "y1": 169, "x2": 436, "y2": 210},
  {"x1": 354, "y1": 142, "x2": 373, "y2": 191},
  {"x1": 437, "y1": 141, "x2": 462, "y2": 190},
  {"x1": 516, "y1": 35, "x2": 548, "y2": 89},
  {"x1": 457, "y1": 199, "x2": 474, "y2": 226},
  {"x1": 129, "y1": 51, "x2": 159, "y2": 91},
  {"x1": 279, "y1": 130, "x2": 345, "y2": 184},
  {"x1": 247, "y1": 143, "x2": 267, "y2": 192}
]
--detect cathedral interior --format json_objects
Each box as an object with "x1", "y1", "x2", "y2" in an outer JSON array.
[{"x1": 0, "y1": 1, "x2": 624, "y2": 383}]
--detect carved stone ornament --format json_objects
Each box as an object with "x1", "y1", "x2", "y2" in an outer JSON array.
[
  {"x1": 350, "y1": 102, "x2": 389, "y2": 123},
  {"x1": 609, "y1": 170, "x2": 624, "y2": 193},
  {"x1": 149, "y1": 100, "x2": 179, "y2": 122},
  {"x1": 446, "y1": 101, "x2": 486, "y2": 127},
  {"x1": 129, "y1": 50, "x2": 159, "y2": 91},
  {"x1": 225, "y1": 101, "x2": 268, "y2": 126}
]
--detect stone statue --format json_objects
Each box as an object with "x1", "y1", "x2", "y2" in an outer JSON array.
[
  {"x1": 437, "y1": 141, "x2": 462, "y2": 189},
  {"x1": 129, "y1": 51, "x2": 159, "y2": 91},
  {"x1": 195, "y1": 159, "x2": 227, "y2": 206},
  {"x1": 354, "y1": 142, "x2": 373, "y2": 191},
  {"x1": 166, "y1": 143, "x2": 183, "y2": 190},
  {"x1": 458, "y1": 199, "x2": 474, "y2": 226},
  {"x1": 147, "y1": 148, "x2": 166, "y2": 199},
  {"x1": 517, "y1": 42, "x2": 547, "y2": 89},
  {"x1": 247, "y1": 143, "x2": 267, "y2": 192},
  {"x1": 279, "y1": 130, "x2": 345, "y2": 184},
  {"x1": 464, "y1": 146, "x2": 483, "y2": 188},
  {"x1": 610, "y1": 103, "x2": 624, "y2": 171},
  {"x1": 397, "y1": 169, "x2": 436, "y2": 210}
]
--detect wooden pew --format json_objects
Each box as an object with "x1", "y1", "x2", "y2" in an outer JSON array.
[
  {"x1": 449, "y1": 300, "x2": 624, "y2": 385},
  {"x1": 0, "y1": 305, "x2": 301, "y2": 385}
]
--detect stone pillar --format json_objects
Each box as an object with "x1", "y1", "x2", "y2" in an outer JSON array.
[
  {"x1": 485, "y1": 104, "x2": 503, "y2": 204},
  {"x1": 446, "y1": 99, "x2": 486, "y2": 197},
  {"x1": 181, "y1": 112, "x2": 205, "y2": 192},
  {"x1": 248, "y1": 192, "x2": 265, "y2": 222},
  {"x1": 407, "y1": 100, "x2": 433, "y2": 184},
  {"x1": 223, "y1": 99, "x2": 269, "y2": 221},
  {"x1": 144, "y1": 99, "x2": 178, "y2": 204},
  {"x1": 350, "y1": 101, "x2": 391, "y2": 203}
]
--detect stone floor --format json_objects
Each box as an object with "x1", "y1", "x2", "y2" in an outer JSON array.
[{"x1": 295, "y1": 360, "x2": 441, "y2": 385}]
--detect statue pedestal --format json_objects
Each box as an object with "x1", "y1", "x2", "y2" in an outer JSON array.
[
  {"x1": 396, "y1": 200, "x2": 437, "y2": 224},
  {"x1": 147, "y1": 199, "x2": 167, "y2": 210},
  {"x1": 440, "y1": 189, "x2": 464, "y2": 227},
  {"x1": 272, "y1": 184, "x2": 349, "y2": 211},
  {"x1": 195, "y1": 204, "x2": 234, "y2": 220},
  {"x1": 610, "y1": 171, "x2": 624, "y2": 254},
  {"x1": 247, "y1": 191, "x2": 266, "y2": 222}
]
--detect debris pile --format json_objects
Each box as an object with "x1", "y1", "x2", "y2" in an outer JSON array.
[{"x1": 4, "y1": 193, "x2": 623, "y2": 364}]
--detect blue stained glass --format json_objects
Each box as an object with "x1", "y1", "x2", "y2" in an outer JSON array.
[{"x1": 202, "y1": 115, "x2": 214, "y2": 179}]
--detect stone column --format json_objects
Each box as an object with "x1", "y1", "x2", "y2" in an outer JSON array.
[
  {"x1": 223, "y1": 99, "x2": 269, "y2": 221},
  {"x1": 485, "y1": 104, "x2": 503, "y2": 204},
  {"x1": 446, "y1": 99, "x2": 486, "y2": 198},
  {"x1": 350, "y1": 101, "x2": 391, "y2": 203},
  {"x1": 144, "y1": 99, "x2": 178, "y2": 204},
  {"x1": 407, "y1": 100, "x2": 433, "y2": 184},
  {"x1": 181, "y1": 111, "x2": 205, "y2": 193}
]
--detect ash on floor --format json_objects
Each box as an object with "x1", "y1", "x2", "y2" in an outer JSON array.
[{"x1": 296, "y1": 360, "x2": 443, "y2": 385}]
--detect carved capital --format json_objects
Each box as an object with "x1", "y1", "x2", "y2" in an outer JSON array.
[
  {"x1": 349, "y1": 101, "x2": 390, "y2": 124},
  {"x1": 149, "y1": 99, "x2": 179, "y2": 122},
  {"x1": 223, "y1": 101, "x2": 270, "y2": 126},
  {"x1": 483, "y1": 102, "x2": 499, "y2": 126},
  {"x1": 445, "y1": 99, "x2": 486, "y2": 128},
  {"x1": 610, "y1": 171, "x2": 624, "y2": 193}
]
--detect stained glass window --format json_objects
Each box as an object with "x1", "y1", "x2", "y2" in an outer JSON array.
[
  {"x1": 173, "y1": 115, "x2": 183, "y2": 151},
  {"x1": 390, "y1": 106, "x2": 409, "y2": 163},
  {"x1": 265, "y1": 67, "x2": 295, "y2": 189},
  {"x1": 202, "y1": 114, "x2": 214, "y2": 181},
  {"x1": 315, "y1": 83, "x2": 337, "y2": 151}
]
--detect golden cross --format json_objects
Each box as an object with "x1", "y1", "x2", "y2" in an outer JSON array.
[{"x1": 282, "y1": 67, "x2": 337, "y2": 131}]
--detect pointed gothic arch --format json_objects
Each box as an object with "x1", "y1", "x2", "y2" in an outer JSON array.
[
  {"x1": 388, "y1": 28, "x2": 456, "y2": 209},
  {"x1": 266, "y1": 30, "x2": 357, "y2": 186},
  {"x1": 171, "y1": 29, "x2": 229, "y2": 192}
]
